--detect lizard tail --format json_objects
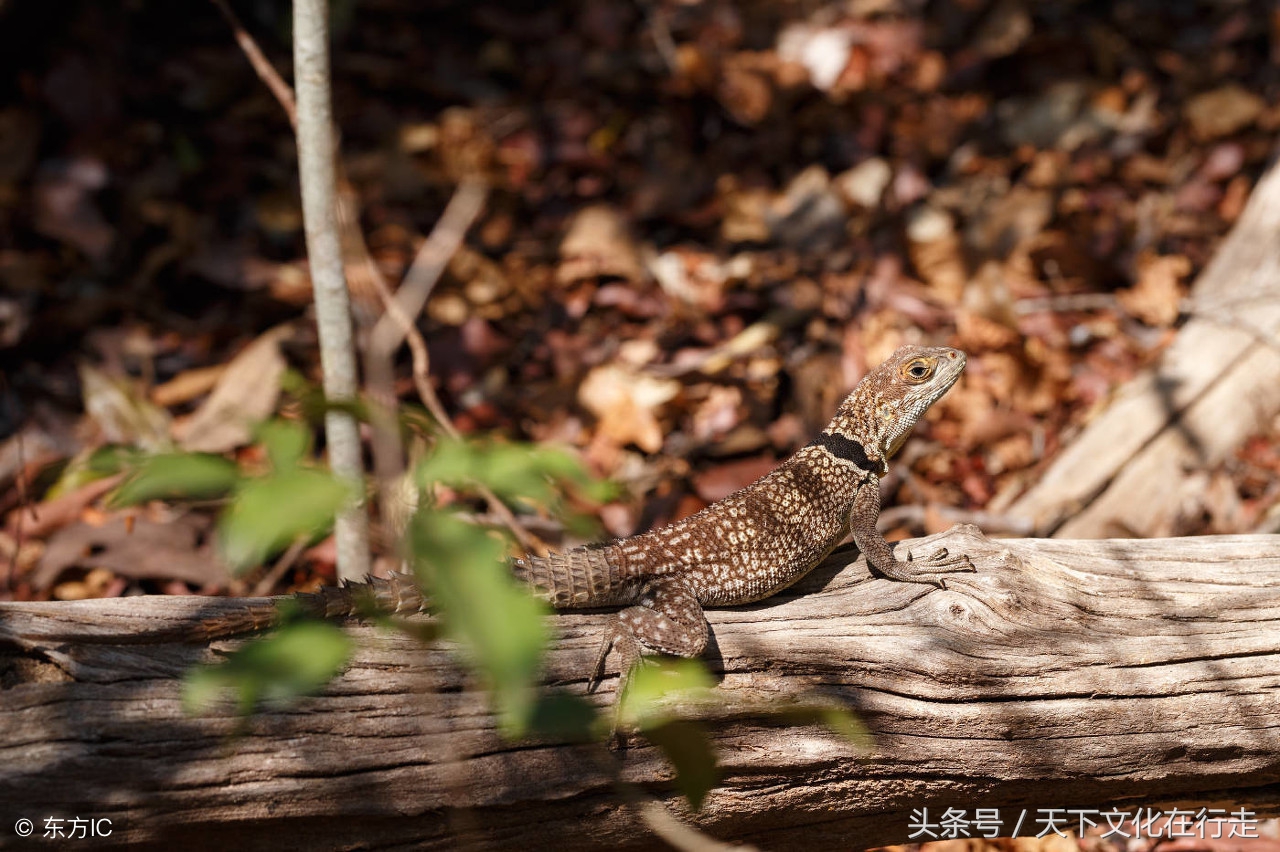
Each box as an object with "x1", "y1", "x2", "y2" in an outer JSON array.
[
  {"x1": 511, "y1": 547, "x2": 631, "y2": 608},
  {"x1": 189, "y1": 572, "x2": 427, "y2": 643}
]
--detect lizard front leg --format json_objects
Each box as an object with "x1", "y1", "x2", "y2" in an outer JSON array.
[
  {"x1": 589, "y1": 575, "x2": 708, "y2": 697},
  {"x1": 849, "y1": 479, "x2": 974, "y2": 588}
]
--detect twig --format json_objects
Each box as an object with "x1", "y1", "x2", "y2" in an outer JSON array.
[
  {"x1": 360, "y1": 192, "x2": 546, "y2": 555},
  {"x1": 213, "y1": 0, "x2": 370, "y2": 573},
  {"x1": 368, "y1": 179, "x2": 488, "y2": 360},
  {"x1": 293, "y1": 0, "x2": 370, "y2": 582},
  {"x1": 251, "y1": 535, "x2": 309, "y2": 597},
  {"x1": 207, "y1": 0, "x2": 297, "y2": 129},
  {"x1": 642, "y1": 0, "x2": 680, "y2": 75}
]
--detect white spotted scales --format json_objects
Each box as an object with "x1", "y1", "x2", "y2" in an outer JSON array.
[{"x1": 511, "y1": 344, "x2": 973, "y2": 693}]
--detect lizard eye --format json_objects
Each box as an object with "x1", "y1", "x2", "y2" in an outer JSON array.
[{"x1": 902, "y1": 359, "x2": 933, "y2": 382}]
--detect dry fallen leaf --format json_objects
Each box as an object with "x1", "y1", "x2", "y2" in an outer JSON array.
[
  {"x1": 776, "y1": 22, "x2": 851, "y2": 91},
  {"x1": 52, "y1": 566, "x2": 122, "y2": 601},
  {"x1": 558, "y1": 204, "x2": 646, "y2": 285},
  {"x1": 971, "y1": 0, "x2": 1032, "y2": 59},
  {"x1": 765, "y1": 165, "x2": 847, "y2": 251},
  {"x1": 34, "y1": 514, "x2": 228, "y2": 591},
  {"x1": 907, "y1": 205, "x2": 967, "y2": 304},
  {"x1": 172, "y1": 325, "x2": 290, "y2": 453},
  {"x1": 79, "y1": 362, "x2": 172, "y2": 452},
  {"x1": 1118, "y1": 253, "x2": 1189, "y2": 327},
  {"x1": 718, "y1": 59, "x2": 773, "y2": 125},
  {"x1": 835, "y1": 157, "x2": 892, "y2": 209},
  {"x1": 719, "y1": 180, "x2": 772, "y2": 244},
  {"x1": 689, "y1": 385, "x2": 745, "y2": 443},
  {"x1": 151, "y1": 364, "x2": 228, "y2": 408},
  {"x1": 578, "y1": 363, "x2": 680, "y2": 453},
  {"x1": 1184, "y1": 84, "x2": 1264, "y2": 141},
  {"x1": 4, "y1": 474, "x2": 123, "y2": 540}
]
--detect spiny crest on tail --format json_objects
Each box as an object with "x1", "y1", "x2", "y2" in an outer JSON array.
[
  {"x1": 511, "y1": 547, "x2": 631, "y2": 608},
  {"x1": 825, "y1": 345, "x2": 966, "y2": 461},
  {"x1": 299, "y1": 572, "x2": 427, "y2": 619}
]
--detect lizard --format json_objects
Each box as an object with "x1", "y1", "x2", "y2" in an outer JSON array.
[{"x1": 185, "y1": 344, "x2": 973, "y2": 695}]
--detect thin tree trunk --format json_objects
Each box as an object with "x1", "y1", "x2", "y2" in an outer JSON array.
[{"x1": 292, "y1": 0, "x2": 369, "y2": 581}]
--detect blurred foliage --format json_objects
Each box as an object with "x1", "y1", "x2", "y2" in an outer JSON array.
[
  {"x1": 415, "y1": 437, "x2": 618, "y2": 537},
  {"x1": 109, "y1": 411, "x2": 864, "y2": 810},
  {"x1": 44, "y1": 445, "x2": 138, "y2": 501},
  {"x1": 111, "y1": 418, "x2": 351, "y2": 572},
  {"x1": 410, "y1": 508, "x2": 548, "y2": 734},
  {"x1": 620, "y1": 658, "x2": 720, "y2": 809},
  {"x1": 110, "y1": 452, "x2": 240, "y2": 506},
  {"x1": 219, "y1": 466, "x2": 351, "y2": 570},
  {"x1": 182, "y1": 619, "x2": 353, "y2": 715},
  {"x1": 408, "y1": 436, "x2": 619, "y2": 736}
]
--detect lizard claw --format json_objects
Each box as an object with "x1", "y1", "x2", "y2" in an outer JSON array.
[
  {"x1": 588, "y1": 632, "x2": 615, "y2": 694},
  {"x1": 875, "y1": 547, "x2": 975, "y2": 587},
  {"x1": 907, "y1": 546, "x2": 975, "y2": 572}
]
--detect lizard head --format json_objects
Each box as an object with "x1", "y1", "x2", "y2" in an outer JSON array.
[{"x1": 831, "y1": 345, "x2": 966, "y2": 463}]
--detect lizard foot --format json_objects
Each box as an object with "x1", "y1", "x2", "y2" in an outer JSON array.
[
  {"x1": 590, "y1": 625, "x2": 660, "y2": 747},
  {"x1": 876, "y1": 547, "x2": 975, "y2": 589},
  {"x1": 588, "y1": 623, "x2": 642, "y2": 694}
]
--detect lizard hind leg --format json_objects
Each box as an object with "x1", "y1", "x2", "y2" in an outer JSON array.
[
  {"x1": 587, "y1": 577, "x2": 709, "y2": 697},
  {"x1": 588, "y1": 623, "x2": 640, "y2": 695}
]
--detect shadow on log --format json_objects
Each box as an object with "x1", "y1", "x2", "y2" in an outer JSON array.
[{"x1": 2, "y1": 526, "x2": 1279, "y2": 850}]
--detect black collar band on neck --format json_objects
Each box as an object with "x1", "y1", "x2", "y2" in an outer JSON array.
[{"x1": 808, "y1": 432, "x2": 875, "y2": 470}]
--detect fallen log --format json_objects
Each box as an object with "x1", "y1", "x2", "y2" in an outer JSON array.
[{"x1": 2, "y1": 526, "x2": 1279, "y2": 850}]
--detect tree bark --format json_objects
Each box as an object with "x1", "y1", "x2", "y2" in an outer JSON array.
[{"x1": 2, "y1": 526, "x2": 1279, "y2": 850}]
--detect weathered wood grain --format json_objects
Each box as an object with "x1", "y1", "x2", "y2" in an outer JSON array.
[{"x1": 2, "y1": 526, "x2": 1279, "y2": 850}]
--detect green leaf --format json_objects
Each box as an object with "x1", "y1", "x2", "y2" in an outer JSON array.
[
  {"x1": 645, "y1": 720, "x2": 719, "y2": 811},
  {"x1": 86, "y1": 445, "x2": 137, "y2": 476},
  {"x1": 528, "y1": 692, "x2": 600, "y2": 742},
  {"x1": 182, "y1": 620, "x2": 353, "y2": 715},
  {"x1": 411, "y1": 510, "x2": 548, "y2": 735},
  {"x1": 415, "y1": 439, "x2": 612, "y2": 507},
  {"x1": 617, "y1": 658, "x2": 720, "y2": 807},
  {"x1": 219, "y1": 468, "x2": 352, "y2": 571},
  {"x1": 43, "y1": 447, "x2": 134, "y2": 501},
  {"x1": 256, "y1": 419, "x2": 311, "y2": 471},
  {"x1": 182, "y1": 665, "x2": 237, "y2": 714},
  {"x1": 109, "y1": 452, "x2": 240, "y2": 507},
  {"x1": 280, "y1": 371, "x2": 369, "y2": 425},
  {"x1": 618, "y1": 658, "x2": 715, "y2": 729}
]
